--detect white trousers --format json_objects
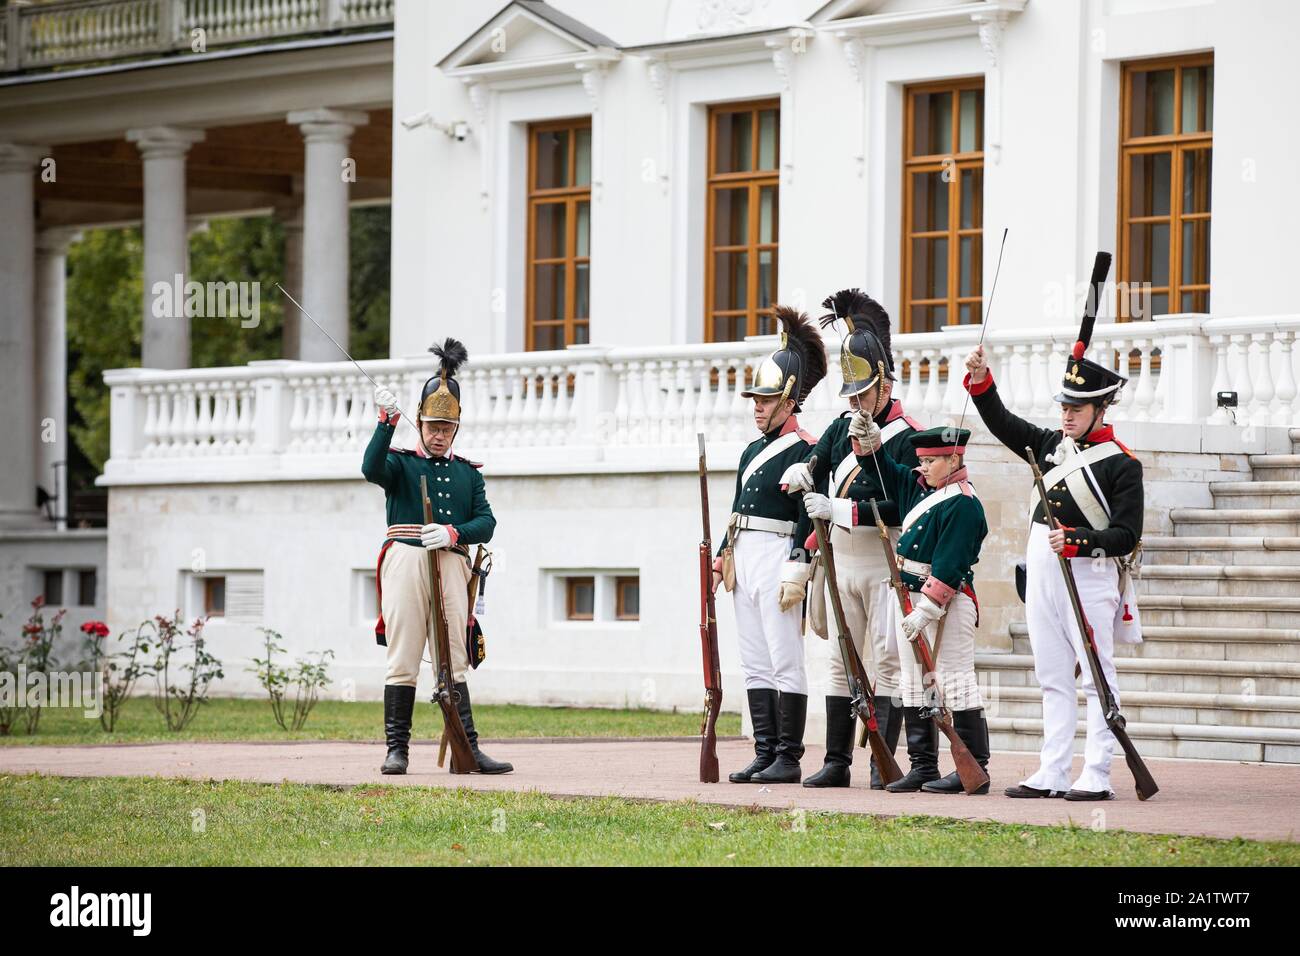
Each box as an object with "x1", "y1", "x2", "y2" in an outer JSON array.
[
  {"x1": 732, "y1": 529, "x2": 807, "y2": 694},
  {"x1": 1021, "y1": 521, "x2": 1121, "y2": 794},
  {"x1": 897, "y1": 590, "x2": 981, "y2": 709},
  {"x1": 825, "y1": 525, "x2": 902, "y2": 698},
  {"x1": 381, "y1": 542, "x2": 472, "y2": 687}
]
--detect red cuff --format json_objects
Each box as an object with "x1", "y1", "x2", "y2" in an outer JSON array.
[
  {"x1": 444, "y1": 525, "x2": 459, "y2": 546},
  {"x1": 920, "y1": 576, "x2": 956, "y2": 606},
  {"x1": 1061, "y1": 544, "x2": 1080, "y2": 559},
  {"x1": 962, "y1": 369, "x2": 995, "y2": 396},
  {"x1": 379, "y1": 408, "x2": 400, "y2": 425}
]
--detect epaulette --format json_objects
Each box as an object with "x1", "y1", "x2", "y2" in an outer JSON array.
[
  {"x1": 796, "y1": 428, "x2": 816, "y2": 444},
  {"x1": 389, "y1": 446, "x2": 421, "y2": 457},
  {"x1": 1114, "y1": 439, "x2": 1138, "y2": 460},
  {"x1": 453, "y1": 453, "x2": 484, "y2": 469},
  {"x1": 902, "y1": 413, "x2": 922, "y2": 431}
]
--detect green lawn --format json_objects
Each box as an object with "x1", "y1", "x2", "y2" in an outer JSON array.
[
  {"x1": 2, "y1": 774, "x2": 1293, "y2": 866},
  {"x1": 0, "y1": 697, "x2": 741, "y2": 746}
]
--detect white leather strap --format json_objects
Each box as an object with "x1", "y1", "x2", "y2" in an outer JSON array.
[
  {"x1": 900, "y1": 482, "x2": 972, "y2": 535},
  {"x1": 741, "y1": 431, "x2": 803, "y2": 487},
  {"x1": 731, "y1": 513, "x2": 796, "y2": 536}
]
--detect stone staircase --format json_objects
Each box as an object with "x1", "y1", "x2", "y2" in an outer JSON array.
[{"x1": 978, "y1": 430, "x2": 1300, "y2": 764}]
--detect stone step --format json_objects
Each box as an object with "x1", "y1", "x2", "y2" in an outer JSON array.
[
  {"x1": 1007, "y1": 621, "x2": 1300, "y2": 662},
  {"x1": 1137, "y1": 593, "x2": 1300, "y2": 630},
  {"x1": 1210, "y1": 480, "x2": 1300, "y2": 509},
  {"x1": 990, "y1": 685, "x2": 1300, "y2": 729},
  {"x1": 1136, "y1": 563, "x2": 1300, "y2": 598},
  {"x1": 1140, "y1": 535, "x2": 1300, "y2": 566},
  {"x1": 1168, "y1": 508, "x2": 1300, "y2": 537},
  {"x1": 1248, "y1": 454, "x2": 1300, "y2": 481},
  {"x1": 987, "y1": 716, "x2": 1300, "y2": 762},
  {"x1": 977, "y1": 652, "x2": 1300, "y2": 696}
]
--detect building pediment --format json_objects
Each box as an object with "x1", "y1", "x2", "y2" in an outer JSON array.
[
  {"x1": 438, "y1": 1, "x2": 621, "y2": 84},
  {"x1": 811, "y1": 0, "x2": 1025, "y2": 44}
]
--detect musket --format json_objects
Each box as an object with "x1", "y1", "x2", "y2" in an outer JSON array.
[
  {"x1": 806, "y1": 457, "x2": 904, "y2": 785},
  {"x1": 421, "y1": 475, "x2": 477, "y2": 774},
  {"x1": 868, "y1": 498, "x2": 989, "y2": 794},
  {"x1": 697, "y1": 433, "x2": 723, "y2": 783},
  {"x1": 1027, "y1": 449, "x2": 1159, "y2": 801}
]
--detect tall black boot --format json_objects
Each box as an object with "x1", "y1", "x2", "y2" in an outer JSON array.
[
  {"x1": 884, "y1": 706, "x2": 940, "y2": 792},
  {"x1": 752, "y1": 692, "x2": 808, "y2": 784},
  {"x1": 730, "y1": 688, "x2": 779, "y2": 783},
  {"x1": 453, "y1": 682, "x2": 513, "y2": 774},
  {"x1": 867, "y1": 696, "x2": 904, "y2": 790},
  {"x1": 380, "y1": 684, "x2": 416, "y2": 775},
  {"x1": 803, "y1": 696, "x2": 854, "y2": 788},
  {"x1": 922, "y1": 708, "x2": 990, "y2": 794}
]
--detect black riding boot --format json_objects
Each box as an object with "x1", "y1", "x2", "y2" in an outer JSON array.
[
  {"x1": 752, "y1": 692, "x2": 808, "y2": 784},
  {"x1": 884, "y1": 706, "x2": 940, "y2": 792},
  {"x1": 803, "y1": 696, "x2": 854, "y2": 788},
  {"x1": 922, "y1": 708, "x2": 990, "y2": 794},
  {"x1": 730, "y1": 688, "x2": 779, "y2": 782},
  {"x1": 867, "y1": 696, "x2": 904, "y2": 790},
  {"x1": 453, "y1": 682, "x2": 513, "y2": 774},
  {"x1": 380, "y1": 684, "x2": 416, "y2": 775}
]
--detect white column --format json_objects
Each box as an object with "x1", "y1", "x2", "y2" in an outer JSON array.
[
  {"x1": 126, "y1": 125, "x2": 205, "y2": 370},
  {"x1": 0, "y1": 143, "x2": 47, "y2": 528},
  {"x1": 35, "y1": 228, "x2": 81, "y2": 531},
  {"x1": 287, "y1": 108, "x2": 368, "y2": 362},
  {"x1": 275, "y1": 198, "x2": 305, "y2": 360}
]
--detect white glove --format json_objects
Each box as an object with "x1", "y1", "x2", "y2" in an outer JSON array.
[
  {"x1": 901, "y1": 595, "x2": 944, "y2": 639},
  {"x1": 777, "y1": 561, "x2": 811, "y2": 612},
  {"x1": 780, "y1": 461, "x2": 814, "y2": 494},
  {"x1": 420, "y1": 523, "x2": 451, "y2": 550},
  {"x1": 848, "y1": 412, "x2": 881, "y2": 451},
  {"x1": 374, "y1": 385, "x2": 399, "y2": 417},
  {"x1": 803, "y1": 492, "x2": 832, "y2": 521}
]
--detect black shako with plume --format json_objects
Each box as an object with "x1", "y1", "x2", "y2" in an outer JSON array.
[
  {"x1": 820, "y1": 288, "x2": 894, "y2": 399},
  {"x1": 419, "y1": 337, "x2": 470, "y2": 424},
  {"x1": 740, "y1": 305, "x2": 828, "y2": 411},
  {"x1": 1054, "y1": 252, "x2": 1126, "y2": 406}
]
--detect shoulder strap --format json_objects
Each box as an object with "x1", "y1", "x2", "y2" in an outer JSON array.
[
  {"x1": 880, "y1": 417, "x2": 912, "y2": 445},
  {"x1": 1027, "y1": 442, "x2": 1124, "y2": 522},
  {"x1": 900, "y1": 482, "x2": 970, "y2": 535},
  {"x1": 741, "y1": 431, "x2": 803, "y2": 487}
]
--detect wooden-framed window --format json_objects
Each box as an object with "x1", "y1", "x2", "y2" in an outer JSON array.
[
  {"x1": 615, "y1": 575, "x2": 640, "y2": 621},
  {"x1": 1119, "y1": 54, "x2": 1213, "y2": 318},
  {"x1": 203, "y1": 576, "x2": 226, "y2": 618},
  {"x1": 565, "y1": 576, "x2": 595, "y2": 621},
  {"x1": 527, "y1": 117, "x2": 592, "y2": 350},
  {"x1": 901, "y1": 78, "x2": 984, "y2": 332},
  {"x1": 706, "y1": 99, "x2": 780, "y2": 342}
]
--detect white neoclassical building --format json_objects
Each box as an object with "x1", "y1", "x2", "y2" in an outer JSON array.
[{"x1": 3, "y1": 0, "x2": 1300, "y2": 764}]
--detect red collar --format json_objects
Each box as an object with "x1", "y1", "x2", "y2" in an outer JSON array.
[
  {"x1": 767, "y1": 414, "x2": 801, "y2": 438},
  {"x1": 1080, "y1": 424, "x2": 1114, "y2": 446},
  {"x1": 879, "y1": 400, "x2": 906, "y2": 425},
  {"x1": 914, "y1": 464, "x2": 969, "y2": 491}
]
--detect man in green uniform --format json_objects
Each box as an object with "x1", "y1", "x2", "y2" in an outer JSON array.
[
  {"x1": 836, "y1": 420, "x2": 990, "y2": 794},
  {"x1": 712, "y1": 306, "x2": 827, "y2": 784},
  {"x1": 782, "y1": 290, "x2": 921, "y2": 789},
  {"x1": 364, "y1": 338, "x2": 511, "y2": 776}
]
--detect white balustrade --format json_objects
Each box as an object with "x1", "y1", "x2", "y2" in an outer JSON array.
[
  {"x1": 99, "y1": 316, "x2": 1300, "y2": 485},
  {"x1": 3, "y1": 0, "x2": 392, "y2": 72}
]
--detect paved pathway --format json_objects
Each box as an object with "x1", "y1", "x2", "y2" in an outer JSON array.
[{"x1": 2, "y1": 738, "x2": 1295, "y2": 842}]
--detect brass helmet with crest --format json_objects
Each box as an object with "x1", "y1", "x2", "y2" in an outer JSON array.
[
  {"x1": 819, "y1": 288, "x2": 894, "y2": 399},
  {"x1": 420, "y1": 338, "x2": 469, "y2": 424},
  {"x1": 739, "y1": 306, "x2": 828, "y2": 412}
]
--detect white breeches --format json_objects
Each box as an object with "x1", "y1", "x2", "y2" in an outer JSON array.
[
  {"x1": 825, "y1": 524, "x2": 902, "y2": 698},
  {"x1": 732, "y1": 529, "x2": 807, "y2": 694},
  {"x1": 897, "y1": 590, "x2": 981, "y2": 710},
  {"x1": 1020, "y1": 521, "x2": 1122, "y2": 794}
]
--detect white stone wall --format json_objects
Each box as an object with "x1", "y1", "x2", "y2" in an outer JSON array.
[{"x1": 102, "y1": 421, "x2": 1256, "y2": 716}]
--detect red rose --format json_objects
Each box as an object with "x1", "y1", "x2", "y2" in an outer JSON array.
[
  {"x1": 81, "y1": 620, "x2": 110, "y2": 638},
  {"x1": 31, "y1": 595, "x2": 45, "y2": 610}
]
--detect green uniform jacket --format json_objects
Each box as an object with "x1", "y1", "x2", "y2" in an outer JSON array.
[
  {"x1": 863, "y1": 442, "x2": 987, "y2": 607},
  {"x1": 717, "y1": 417, "x2": 816, "y2": 562},
  {"x1": 361, "y1": 420, "x2": 497, "y2": 547},
  {"x1": 967, "y1": 370, "x2": 1143, "y2": 558},
  {"x1": 805, "y1": 399, "x2": 922, "y2": 527}
]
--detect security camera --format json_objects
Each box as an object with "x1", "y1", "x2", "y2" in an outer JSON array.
[
  {"x1": 452, "y1": 121, "x2": 470, "y2": 142},
  {"x1": 400, "y1": 110, "x2": 432, "y2": 131}
]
